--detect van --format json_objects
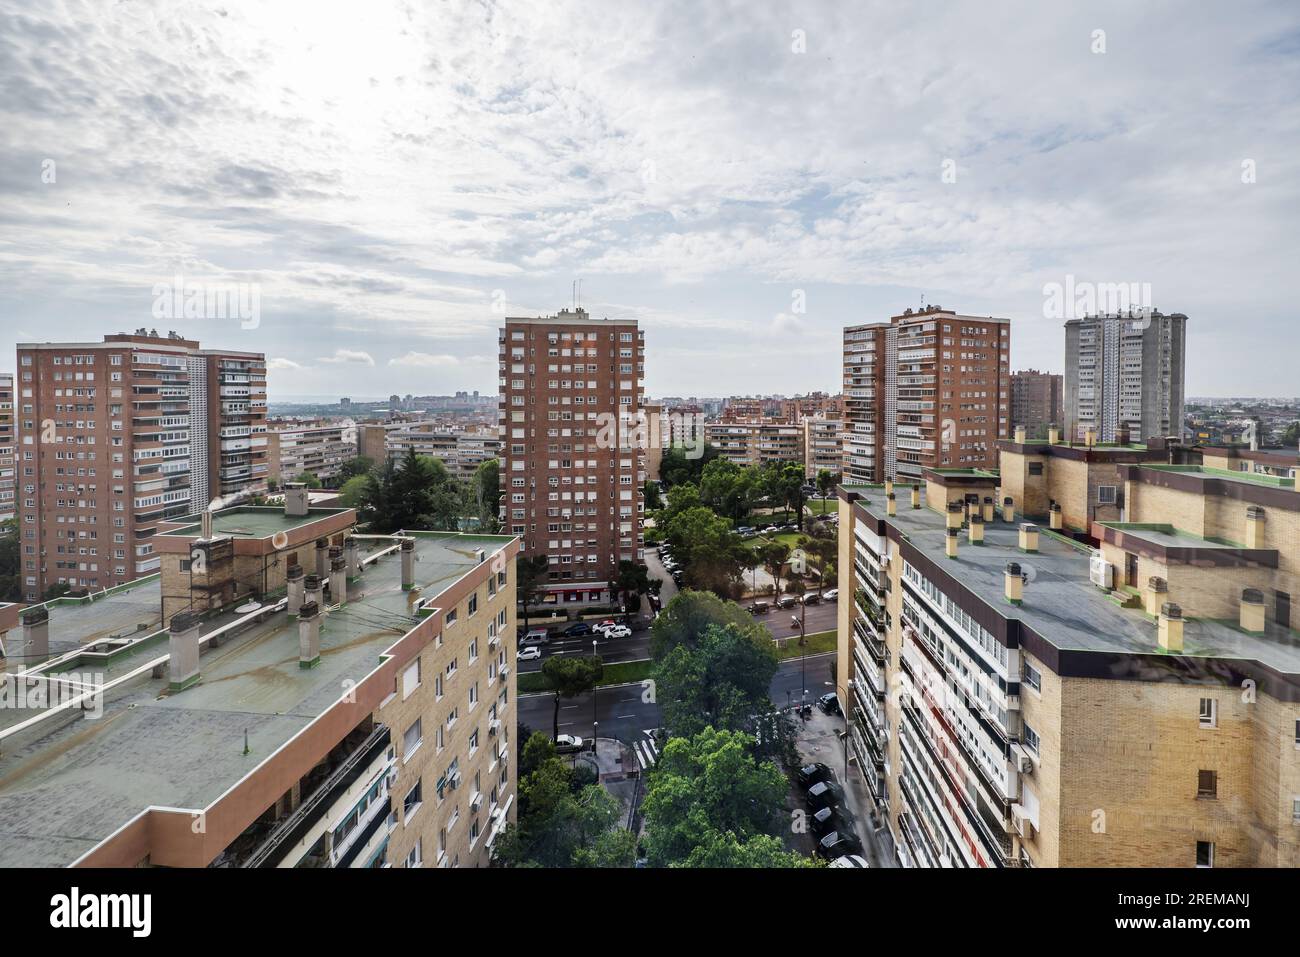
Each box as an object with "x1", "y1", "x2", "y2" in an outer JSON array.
[{"x1": 521, "y1": 628, "x2": 551, "y2": 647}]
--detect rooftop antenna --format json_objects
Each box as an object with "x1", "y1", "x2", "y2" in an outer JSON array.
[
  {"x1": 577, "y1": 278, "x2": 582, "y2": 309},
  {"x1": 571, "y1": 279, "x2": 576, "y2": 309}
]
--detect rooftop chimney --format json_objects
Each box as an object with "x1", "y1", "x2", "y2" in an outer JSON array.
[
  {"x1": 315, "y1": 538, "x2": 330, "y2": 579},
  {"x1": 1158, "y1": 602, "x2": 1184, "y2": 653},
  {"x1": 1049, "y1": 502, "x2": 1063, "y2": 531},
  {"x1": 168, "y1": 611, "x2": 202, "y2": 691},
  {"x1": 968, "y1": 511, "x2": 985, "y2": 545},
  {"x1": 286, "y1": 564, "x2": 305, "y2": 616},
  {"x1": 1144, "y1": 576, "x2": 1167, "y2": 617},
  {"x1": 1002, "y1": 496, "x2": 1016, "y2": 523},
  {"x1": 1019, "y1": 522, "x2": 1040, "y2": 553},
  {"x1": 1245, "y1": 506, "x2": 1265, "y2": 549},
  {"x1": 330, "y1": 554, "x2": 347, "y2": 607},
  {"x1": 1004, "y1": 562, "x2": 1023, "y2": 605},
  {"x1": 884, "y1": 479, "x2": 894, "y2": 497},
  {"x1": 284, "y1": 482, "x2": 310, "y2": 517},
  {"x1": 344, "y1": 536, "x2": 360, "y2": 578},
  {"x1": 401, "y1": 538, "x2": 416, "y2": 590},
  {"x1": 1240, "y1": 588, "x2": 1265, "y2": 633},
  {"x1": 945, "y1": 527, "x2": 959, "y2": 559},
  {"x1": 1047, "y1": 425, "x2": 1061, "y2": 445},
  {"x1": 1014, "y1": 425, "x2": 1027, "y2": 444},
  {"x1": 19, "y1": 606, "x2": 50, "y2": 667},
  {"x1": 982, "y1": 496, "x2": 995, "y2": 522},
  {"x1": 298, "y1": 600, "x2": 322, "y2": 669},
  {"x1": 886, "y1": 492, "x2": 897, "y2": 517},
  {"x1": 1116, "y1": 425, "x2": 1131, "y2": 447},
  {"x1": 1084, "y1": 428, "x2": 1097, "y2": 448},
  {"x1": 910, "y1": 484, "x2": 921, "y2": 510},
  {"x1": 946, "y1": 501, "x2": 964, "y2": 530},
  {"x1": 201, "y1": 506, "x2": 214, "y2": 540},
  {"x1": 304, "y1": 574, "x2": 324, "y2": 611}
]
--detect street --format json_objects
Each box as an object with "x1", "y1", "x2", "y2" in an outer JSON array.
[{"x1": 518, "y1": 652, "x2": 835, "y2": 745}]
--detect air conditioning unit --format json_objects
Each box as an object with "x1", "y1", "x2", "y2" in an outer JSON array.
[
  {"x1": 448, "y1": 771, "x2": 462, "y2": 790},
  {"x1": 385, "y1": 768, "x2": 399, "y2": 789},
  {"x1": 1011, "y1": 803, "x2": 1035, "y2": 840},
  {"x1": 1088, "y1": 553, "x2": 1114, "y2": 589},
  {"x1": 499, "y1": 666, "x2": 510, "y2": 682},
  {"x1": 469, "y1": 793, "x2": 483, "y2": 812},
  {"x1": 1010, "y1": 743, "x2": 1033, "y2": 774},
  {"x1": 488, "y1": 720, "x2": 501, "y2": 737}
]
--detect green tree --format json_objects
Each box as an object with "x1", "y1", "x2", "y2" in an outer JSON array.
[
  {"x1": 517, "y1": 554, "x2": 550, "y2": 634},
  {"x1": 641, "y1": 727, "x2": 791, "y2": 867},
  {"x1": 661, "y1": 506, "x2": 752, "y2": 596},
  {"x1": 699, "y1": 458, "x2": 755, "y2": 523},
  {"x1": 683, "y1": 830, "x2": 819, "y2": 868},
  {"x1": 337, "y1": 474, "x2": 369, "y2": 509},
  {"x1": 473, "y1": 458, "x2": 501, "y2": 530},
  {"x1": 337, "y1": 455, "x2": 375, "y2": 482},
  {"x1": 660, "y1": 443, "x2": 719, "y2": 488},
  {"x1": 643, "y1": 480, "x2": 664, "y2": 511},
  {"x1": 0, "y1": 519, "x2": 20, "y2": 603},
  {"x1": 816, "y1": 468, "x2": 836, "y2": 499},
  {"x1": 796, "y1": 534, "x2": 837, "y2": 595},
  {"x1": 758, "y1": 541, "x2": 791, "y2": 601},
  {"x1": 653, "y1": 623, "x2": 778, "y2": 742},
  {"x1": 294, "y1": 470, "x2": 323, "y2": 489},
  {"x1": 540, "y1": 654, "x2": 604, "y2": 741},
  {"x1": 649, "y1": 589, "x2": 756, "y2": 659},
  {"x1": 1282, "y1": 421, "x2": 1300, "y2": 447},
  {"x1": 613, "y1": 559, "x2": 650, "y2": 613}
]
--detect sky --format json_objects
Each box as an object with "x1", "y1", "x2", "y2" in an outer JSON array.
[{"x1": 1, "y1": 0, "x2": 1298, "y2": 401}]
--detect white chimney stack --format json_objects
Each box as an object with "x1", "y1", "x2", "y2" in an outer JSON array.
[{"x1": 168, "y1": 611, "x2": 203, "y2": 691}]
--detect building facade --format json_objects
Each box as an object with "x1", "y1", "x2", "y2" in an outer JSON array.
[
  {"x1": 803, "y1": 414, "x2": 844, "y2": 480},
  {"x1": 1010, "y1": 369, "x2": 1063, "y2": 441},
  {"x1": 267, "y1": 420, "x2": 359, "y2": 486},
  {"x1": 498, "y1": 307, "x2": 646, "y2": 605},
  {"x1": 0, "y1": 373, "x2": 13, "y2": 522},
  {"x1": 704, "y1": 419, "x2": 804, "y2": 469},
  {"x1": 836, "y1": 453, "x2": 1300, "y2": 868},
  {"x1": 843, "y1": 307, "x2": 1011, "y2": 484},
  {"x1": 14, "y1": 333, "x2": 267, "y2": 601},
  {"x1": 1063, "y1": 311, "x2": 1187, "y2": 444}
]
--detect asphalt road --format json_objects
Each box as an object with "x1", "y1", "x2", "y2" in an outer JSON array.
[{"x1": 518, "y1": 652, "x2": 835, "y2": 745}]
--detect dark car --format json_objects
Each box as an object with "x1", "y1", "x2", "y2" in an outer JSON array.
[
  {"x1": 747, "y1": 601, "x2": 770, "y2": 615},
  {"x1": 563, "y1": 622, "x2": 593, "y2": 637},
  {"x1": 817, "y1": 692, "x2": 842, "y2": 716},
  {"x1": 796, "y1": 762, "x2": 834, "y2": 789},
  {"x1": 775, "y1": 596, "x2": 799, "y2": 610},
  {"x1": 805, "y1": 780, "x2": 843, "y2": 811},
  {"x1": 811, "y1": 806, "x2": 855, "y2": 838},
  {"x1": 817, "y1": 831, "x2": 864, "y2": 860}
]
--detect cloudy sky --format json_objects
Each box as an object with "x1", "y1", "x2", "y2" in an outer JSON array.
[{"x1": 2, "y1": 0, "x2": 1297, "y2": 400}]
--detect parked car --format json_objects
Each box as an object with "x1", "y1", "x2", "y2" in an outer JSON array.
[
  {"x1": 553, "y1": 734, "x2": 584, "y2": 754},
  {"x1": 805, "y1": 780, "x2": 843, "y2": 811},
  {"x1": 592, "y1": 619, "x2": 619, "y2": 634},
  {"x1": 517, "y1": 645, "x2": 542, "y2": 661},
  {"x1": 811, "y1": 806, "x2": 855, "y2": 838},
  {"x1": 562, "y1": 622, "x2": 593, "y2": 637},
  {"x1": 737, "y1": 526, "x2": 755, "y2": 536},
  {"x1": 763, "y1": 525, "x2": 779, "y2": 534},
  {"x1": 775, "y1": 596, "x2": 799, "y2": 610},
  {"x1": 802, "y1": 592, "x2": 821, "y2": 605},
  {"x1": 602, "y1": 624, "x2": 632, "y2": 639},
  {"x1": 796, "y1": 762, "x2": 834, "y2": 788},
  {"x1": 829, "y1": 855, "x2": 870, "y2": 868},
  {"x1": 747, "y1": 601, "x2": 770, "y2": 615},
  {"x1": 817, "y1": 692, "x2": 842, "y2": 716},
  {"x1": 817, "y1": 831, "x2": 864, "y2": 860},
  {"x1": 823, "y1": 588, "x2": 839, "y2": 601},
  {"x1": 521, "y1": 628, "x2": 551, "y2": 646}
]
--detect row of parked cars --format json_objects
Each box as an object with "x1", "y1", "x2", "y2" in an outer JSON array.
[
  {"x1": 657, "y1": 543, "x2": 684, "y2": 587},
  {"x1": 747, "y1": 588, "x2": 839, "y2": 615},
  {"x1": 517, "y1": 618, "x2": 634, "y2": 660},
  {"x1": 797, "y1": 763, "x2": 869, "y2": 867}
]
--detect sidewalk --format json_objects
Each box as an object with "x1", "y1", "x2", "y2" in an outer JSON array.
[{"x1": 583, "y1": 737, "x2": 639, "y2": 830}]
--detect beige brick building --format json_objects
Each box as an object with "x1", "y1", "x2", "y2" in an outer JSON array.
[{"x1": 836, "y1": 453, "x2": 1300, "y2": 868}]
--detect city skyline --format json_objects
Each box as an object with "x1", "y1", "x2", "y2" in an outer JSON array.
[{"x1": 3, "y1": 2, "x2": 1298, "y2": 400}]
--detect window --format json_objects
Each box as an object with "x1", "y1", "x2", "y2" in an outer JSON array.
[
  {"x1": 403, "y1": 659, "x2": 421, "y2": 699},
  {"x1": 468, "y1": 593, "x2": 478, "y2": 616},
  {"x1": 1195, "y1": 840, "x2": 1214, "y2": 868},
  {"x1": 1028, "y1": 461, "x2": 1044, "y2": 476},
  {"x1": 406, "y1": 839, "x2": 422, "y2": 868},
  {"x1": 403, "y1": 719, "x2": 423, "y2": 760},
  {"x1": 1022, "y1": 663, "x2": 1041, "y2": 694},
  {"x1": 1097, "y1": 485, "x2": 1117, "y2": 505},
  {"x1": 1197, "y1": 769, "x2": 1217, "y2": 799},
  {"x1": 403, "y1": 780, "x2": 423, "y2": 821},
  {"x1": 1022, "y1": 722, "x2": 1040, "y2": 755},
  {"x1": 1293, "y1": 797, "x2": 1300, "y2": 825},
  {"x1": 1198, "y1": 697, "x2": 1217, "y2": 729}
]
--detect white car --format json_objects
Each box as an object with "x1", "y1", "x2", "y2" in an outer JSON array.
[
  {"x1": 517, "y1": 645, "x2": 542, "y2": 661},
  {"x1": 554, "y1": 733, "x2": 585, "y2": 754},
  {"x1": 601, "y1": 624, "x2": 632, "y2": 639},
  {"x1": 823, "y1": 589, "x2": 839, "y2": 601},
  {"x1": 829, "y1": 855, "x2": 869, "y2": 868}
]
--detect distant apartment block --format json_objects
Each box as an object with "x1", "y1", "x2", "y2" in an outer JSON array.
[
  {"x1": 704, "y1": 419, "x2": 803, "y2": 469},
  {"x1": 803, "y1": 415, "x2": 844, "y2": 478},
  {"x1": 0, "y1": 490, "x2": 519, "y2": 868},
  {"x1": 1010, "y1": 369, "x2": 1063, "y2": 441},
  {"x1": 1064, "y1": 311, "x2": 1187, "y2": 443},
  {"x1": 0, "y1": 373, "x2": 14, "y2": 521},
  {"x1": 837, "y1": 450, "x2": 1300, "y2": 868},
  {"x1": 498, "y1": 307, "x2": 646, "y2": 605},
  {"x1": 843, "y1": 306, "x2": 1011, "y2": 484},
  {"x1": 267, "y1": 419, "x2": 359, "y2": 486},
  {"x1": 15, "y1": 332, "x2": 267, "y2": 601},
  {"x1": 384, "y1": 425, "x2": 500, "y2": 481}
]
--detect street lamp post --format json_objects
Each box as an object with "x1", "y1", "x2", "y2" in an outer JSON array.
[
  {"x1": 824, "y1": 679, "x2": 855, "y2": 779},
  {"x1": 790, "y1": 599, "x2": 808, "y2": 713},
  {"x1": 592, "y1": 639, "x2": 599, "y2": 754}
]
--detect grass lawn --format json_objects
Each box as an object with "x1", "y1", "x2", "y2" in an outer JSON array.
[
  {"x1": 773, "y1": 628, "x2": 836, "y2": 659},
  {"x1": 804, "y1": 498, "x2": 836, "y2": 515},
  {"x1": 518, "y1": 658, "x2": 653, "y2": 695}
]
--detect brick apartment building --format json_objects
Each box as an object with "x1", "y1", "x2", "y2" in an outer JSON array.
[
  {"x1": 14, "y1": 332, "x2": 267, "y2": 601},
  {"x1": 843, "y1": 306, "x2": 1011, "y2": 484},
  {"x1": 498, "y1": 307, "x2": 646, "y2": 605},
  {"x1": 267, "y1": 419, "x2": 359, "y2": 487},
  {"x1": 1010, "y1": 369, "x2": 1063, "y2": 441},
  {"x1": 704, "y1": 419, "x2": 804, "y2": 469},
  {"x1": 0, "y1": 373, "x2": 13, "y2": 521}
]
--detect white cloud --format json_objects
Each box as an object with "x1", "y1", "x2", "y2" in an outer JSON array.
[
  {"x1": 388, "y1": 351, "x2": 461, "y2": 367},
  {"x1": 267, "y1": 357, "x2": 304, "y2": 370},
  {"x1": 318, "y1": 349, "x2": 375, "y2": 366}
]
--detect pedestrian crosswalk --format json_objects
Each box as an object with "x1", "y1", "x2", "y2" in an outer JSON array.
[{"x1": 633, "y1": 728, "x2": 660, "y2": 770}]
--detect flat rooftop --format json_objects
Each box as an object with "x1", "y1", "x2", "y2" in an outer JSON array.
[
  {"x1": 1142, "y1": 464, "x2": 1295, "y2": 489},
  {"x1": 844, "y1": 484, "x2": 1300, "y2": 675},
  {"x1": 0, "y1": 530, "x2": 513, "y2": 867},
  {"x1": 15, "y1": 578, "x2": 164, "y2": 660},
  {"x1": 159, "y1": 505, "x2": 352, "y2": 540}
]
